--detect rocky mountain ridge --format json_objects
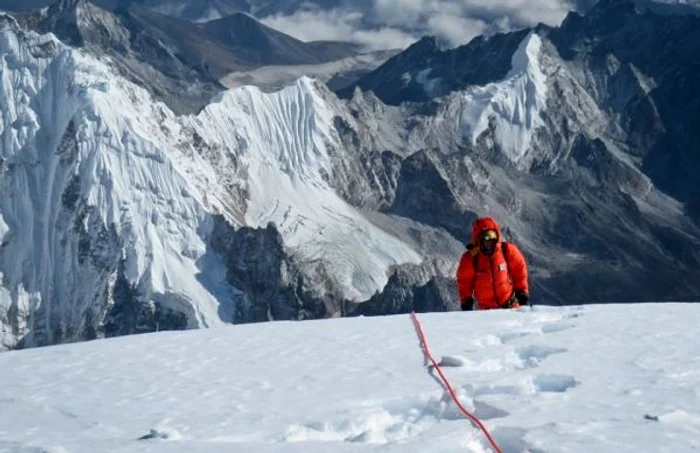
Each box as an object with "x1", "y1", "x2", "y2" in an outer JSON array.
[{"x1": 1, "y1": 0, "x2": 699, "y2": 350}]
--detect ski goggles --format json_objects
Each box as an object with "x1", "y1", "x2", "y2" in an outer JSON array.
[{"x1": 480, "y1": 230, "x2": 498, "y2": 242}]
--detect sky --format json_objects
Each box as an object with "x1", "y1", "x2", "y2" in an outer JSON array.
[
  {"x1": 260, "y1": 0, "x2": 700, "y2": 50},
  {"x1": 0, "y1": 0, "x2": 698, "y2": 51},
  {"x1": 0, "y1": 303, "x2": 699, "y2": 452},
  {"x1": 261, "y1": 0, "x2": 585, "y2": 50}
]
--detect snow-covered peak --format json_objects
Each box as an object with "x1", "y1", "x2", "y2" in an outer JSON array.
[
  {"x1": 42, "y1": 0, "x2": 93, "y2": 25},
  {"x1": 0, "y1": 21, "x2": 424, "y2": 347},
  {"x1": 507, "y1": 31, "x2": 548, "y2": 82},
  {"x1": 0, "y1": 21, "x2": 235, "y2": 346},
  {"x1": 459, "y1": 32, "x2": 548, "y2": 164},
  {"x1": 205, "y1": 76, "x2": 335, "y2": 178},
  {"x1": 0, "y1": 12, "x2": 21, "y2": 31},
  {"x1": 199, "y1": 76, "x2": 422, "y2": 300}
]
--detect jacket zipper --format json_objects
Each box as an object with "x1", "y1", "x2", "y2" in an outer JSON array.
[{"x1": 489, "y1": 253, "x2": 499, "y2": 306}]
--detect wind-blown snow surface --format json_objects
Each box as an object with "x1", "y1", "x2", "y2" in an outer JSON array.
[
  {"x1": 1, "y1": 304, "x2": 699, "y2": 452},
  {"x1": 0, "y1": 17, "x2": 420, "y2": 346}
]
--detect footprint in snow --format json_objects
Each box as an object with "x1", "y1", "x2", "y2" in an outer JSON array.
[
  {"x1": 437, "y1": 355, "x2": 506, "y2": 373},
  {"x1": 473, "y1": 334, "x2": 504, "y2": 348},
  {"x1": 652, "y1": 409, "x2": 700, "y2": 428},
  {"x1": 499, "y1": 330, "x2": 534, "y2": 343},
  {"x1": 533, "y1": 374, "x2": 578, "y2": 393},
  {"x1": 492, "y1": 426, "x2": 547, "y2": 453},
  {"x1": 467, "y1": 374, "x2": 578, "y2": 398},
  {"x1": 472, "y1": 400, "x2": 510, "y2": 421},
  {"x1": 531, "y1": 307, "x2": 583, "y2": 324},
  {"x1": 499, "y1": 316, "x2": 577, "y2": 344},
  {"x1": 540, "y1": 322, "x2": 575, "y2": 334},
  {"x1": 283, "y1": 390, "x2": 510, "y2": 445},
  {"x1": 438, "y1": 355, "x2": 469, "y2": 367},
  {"x1": 516, "y1": 345, "x2": 567, "y2": 368}
]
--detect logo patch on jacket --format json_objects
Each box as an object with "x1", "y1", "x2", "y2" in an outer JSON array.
[{"x1": 499, "y1": 263, "x2": 507, "y2": 271}]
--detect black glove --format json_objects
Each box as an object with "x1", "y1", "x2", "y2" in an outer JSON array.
[
  {"x1": 514, "y1": 290, "x2": 529, "y2": 306},
  {"x1": 461, "y1": 297, "x2": 474, "y2": 311}
]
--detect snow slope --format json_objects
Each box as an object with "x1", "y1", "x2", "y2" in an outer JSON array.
[{"x1": 1, "y1": 304, "x2": 699, "y2": 452}]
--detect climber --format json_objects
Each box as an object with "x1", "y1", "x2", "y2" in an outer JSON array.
[{"x1": 456, "y1": 216, "x2": 530, "y2": 311}]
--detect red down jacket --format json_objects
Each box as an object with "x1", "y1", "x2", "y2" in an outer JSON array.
[{"x1": 456, "y1": 217, "x2": 529, "y2": 310}]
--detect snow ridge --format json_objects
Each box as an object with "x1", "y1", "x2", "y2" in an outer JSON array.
[
  {"x1": 200, "y1": 79, "x2": 422, "y2": 300},
  {"x1": 460, "y1": 32, "x2": 548, "y2": 164}
]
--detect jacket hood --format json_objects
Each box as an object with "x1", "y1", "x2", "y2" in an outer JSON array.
[{"x1": 471, "y1": 217, "x2": 502, "y2": 244}]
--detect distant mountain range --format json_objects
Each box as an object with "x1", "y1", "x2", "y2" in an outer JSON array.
[
  {"x1": 2, "y1": 0, "x2": 245, "y2": 19},
  {"x1": 0, "y1": 0, "x2": 375, "y2": 23},
  {"x1": 3, "y1": 0, "x2": 699, "y2": 41},
  {"x1": 1, "y1": 0, "x2": 699, "y2": 350},
  {"x1": 7, "y1": 0, "x2": 375, "y2": 113}
]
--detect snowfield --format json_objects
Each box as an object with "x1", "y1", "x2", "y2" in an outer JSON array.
[{"x1": 1, "y1": 303, "x2": 699, "y2": 452}]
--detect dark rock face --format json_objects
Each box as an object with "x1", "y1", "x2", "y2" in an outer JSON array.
[
  {"x1": 103, "y1": 266, "x2": 189, "y2": 337},
  {"x1": 210, "y1": 217, "x2": 329, "y2": 323},
  {"x1": 388, "y1": 148, "x2": 478, "y2": 245},
  {"x1": 332, "y1": 0, "x2": 700, "y2": 310},
  {"x1": 141, "y1": 0, "x2": 251, "y2": 22},
  {"x1": 546, "y1": 0, "x2": 700, "y2": 204},
  {"x1": 350, "y1": 272, "x2": 458, "y2": 317},
  {"x1": 337, "y1": 30, "x2": 530, "y2": 105},
  {"x1": 329, "y1": 115, "x2": 401, "y2": 210},
  {"x1": 200, "y1": 13, "x2": 345, "y2": 69},
  {"x1": 16, "y1": 0, "x2": 223, "y2": 114}
]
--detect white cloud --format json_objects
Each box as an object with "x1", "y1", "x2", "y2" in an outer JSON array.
[
  {"x1": 262, "y1": 9, "x2": 363, "y2": 43},
  {"x1": 351, "y1": 27, "x2": 418, "y2": 51},
  {"x1": 261, "y1": 8, "x2": 416, "y2": 50},
  {"x1": 368, "y1": 0, "x2": 575, "y2": 32},
  {"x1": 425, "y1": 13, "x2": 489, "y2": 47},
  {"x1": 261, "y1": 0, "x2": 578, "y2": 50}
]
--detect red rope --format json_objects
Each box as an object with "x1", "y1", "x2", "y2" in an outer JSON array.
[{"x1": 410, "y1": 311, "x2": 503, "y2": 453}]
